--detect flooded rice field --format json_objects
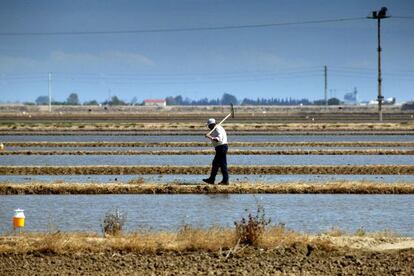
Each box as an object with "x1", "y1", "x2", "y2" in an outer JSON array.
[
  {"x1": 1, "y1": 133, "x2": 413, "y2": 237},
  {"x1": 6, "y1": 146, "x2": 414, "y2": 151},
  {"x1": 0, "y1": 194, "x2": 413, "y2": 235},
  {"x1": 1, "y1": 134, "x2": 414, "y2": 143},
  {"x1": 2, "y1": 154, "x2": 414, "y2": 166},
  {"x1": 2, "y1": 174, "x2": 414, "y2": 184}
]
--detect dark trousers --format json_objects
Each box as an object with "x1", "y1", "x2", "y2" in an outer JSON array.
[{"x1": 209, "y1": 144, "x2": 229, "y2": 182}]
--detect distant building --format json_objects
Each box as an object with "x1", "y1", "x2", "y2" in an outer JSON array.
[
  {"x1": 368, "y1": 97, "x2": 396, "y2": 105},
  {"x1": 343, "y1": 87, "x2": 358, "y2": 105},
  {"x1": 143, "y1": 99, "x2": 166, "y2": 107},
  {"x1": 384, "y1": 97, "x2": 396, "y2": 105}
]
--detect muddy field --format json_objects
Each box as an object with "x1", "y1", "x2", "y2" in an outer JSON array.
[
  {"x1": 0, "y1": 104, "x2": 413, "y2": 124},
  {"x1": 1, "y1": 246, "x2": 413, "y2": 275},
  {"x1": 2, "y1": 121, "x2": 414, "y2": 132}
]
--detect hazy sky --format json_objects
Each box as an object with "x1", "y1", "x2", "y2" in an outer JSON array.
[{"x1": 0, "y1": 0, "x2": 413, "y2": 103}]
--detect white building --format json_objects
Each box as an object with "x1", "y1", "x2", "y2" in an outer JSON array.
[{"x1": 143, "y1": 99, "x2": 166, "y2": 107}]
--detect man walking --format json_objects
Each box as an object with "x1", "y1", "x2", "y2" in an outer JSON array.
[{"x1": 203, "y1": 118, "x2": 229, "y2": 185}]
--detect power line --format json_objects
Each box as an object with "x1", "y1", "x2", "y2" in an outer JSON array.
[
  {"x1": 0, "y1": 17, "x2": 366, "y2": 36},
  {"x1": 392, "y1": 16, "x2": 414, "y2": 19}
]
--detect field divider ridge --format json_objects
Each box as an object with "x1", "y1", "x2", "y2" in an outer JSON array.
[
  {"x1": 1, "y1": 182, "x2": 414, "y2": 195},
  {"x1": 1, "y1": 165, "x2": 414, "y2": 175},
  {"x1": 2, "y1": 149, "x2": 414, "y2": 155},
  {"x1": 4, "y1": 141, "x2": 414, "y2": 147}
]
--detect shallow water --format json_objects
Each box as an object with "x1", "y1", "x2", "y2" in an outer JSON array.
[
  {"x1": 1, "y1": 134, "x2": 414, "y2": 142},
  {"x1": 6, "y1": 146, "x2": 414, "y2": 151},
  {"x1": 1, "y1": 174, "x2": 414, "y2": 184},
  {"x1": 0, "y1": 194, "x2": 413, "y2": 235},
  {"x1": 1, "y1": 154, "x2": 413, "y2": 166}
]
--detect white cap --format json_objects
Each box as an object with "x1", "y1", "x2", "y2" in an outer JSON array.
[{"x1": 207, "y1": 118, "x2": 216, "y2": 125}]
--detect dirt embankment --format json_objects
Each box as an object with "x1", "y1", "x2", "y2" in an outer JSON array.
[
  {"x1": 2, "y1": 121, "x2": 414, "y2": 131},
  {"x1": 1, "y1": 247, "x2": 413, "y2": 275},
  {"x1": 1, "y1": 182, "x2": 414, "y2": 195},
  {"x1": 3, "y1": 149, "x2": 414, "y2": 155},
  {"x1": 1, "y1": 231, "x2": 413, "y2": 275},
  {"x1": 5, "y1": 141, "x2": 414, "y2": 148},
  {"x1": 1, "y1": 165, "x2": 414, "y2": 175}
]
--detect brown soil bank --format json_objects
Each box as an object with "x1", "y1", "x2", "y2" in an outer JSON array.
[
  {"x1": 3, "y1": 149, "x2": 414, "y2": 155},
  {"x1": 1, "y1": 247, "x2": 413, "y2": 275},
  {"x1": 1, "y1": 232, "x2": 413, "y2": 275},
  {"x1": 5, "y1": 141, "x2": 414, "y2": 147},
  {"x1": 1, "y1": 165, "x2": 414, "y2": 175},
  {"x1": 1, "y1": 182, "x2": 414, "y2": 195}
]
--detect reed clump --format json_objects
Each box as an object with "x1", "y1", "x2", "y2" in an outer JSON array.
[
  {"x1": 234, "y1": 205, "x2": 271, "y2": 246},
  {"x1": 101, "y1": 209, "x2": 126, "y2": 237}
]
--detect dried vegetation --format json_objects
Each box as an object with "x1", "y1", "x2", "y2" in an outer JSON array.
[
  {"x1": 1, "y1": 165, "x2": 413, "y2": 175},
  {"x1": 1, "y1": 181, "x2": 414, "y2": 195}
]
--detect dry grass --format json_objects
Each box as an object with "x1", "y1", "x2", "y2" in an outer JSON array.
[
  {"x1": 4, "y1": 141, "x2": 414, "y2": 148},
  {"x1": 1, "y1": 181, "x2": 414, "y2": 195},
  {"x1": 2, "y1": 149, "x2": 414, "y2": 155},
  {"x1": 2, "y1": 226, "x2": 408, "y2": 255},
  {"x1": 1, "y1": 165, "x2": 414, "y2": 175},
  {"x1": 0, "y1": 225, "x2": 320, "y2": 254}
]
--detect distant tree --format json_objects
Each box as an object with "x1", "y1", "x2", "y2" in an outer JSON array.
[
  {"x1": 402, "y1": 101, "x2": 414, "y2": 111},
  {"x1": 109, "y1": 96, "x2": 126, "y2": 105},
  {"x1": 165, "y1": 96, "x2": 176, "y2": 105},
  {"x1": 221, "y1": 93, "x2": 238, "y2": 105},
  {"x1": 166, "y1": 95, "x2": 183, "y2": 105},
  {"x1": 67, "y1": 93, "x2": 80, "y2": 105},
  {"x1": 35, "y1": 96, "x2": 50, "y2": 105},
  {"x1": 327, "y1": 97, "x2": 341, "y2": 105},
  {"x1": 313, "y1": 99, "x2": 325, "y2": 105},
  {"x1": 84, "y1": 100, "x2": 99, "y2": 105},
  {"x1": 130, "y1": 96, "x2": 138, "y2": 105},
  {"x1": 51, "y1": 101, "x2": 66, "y2": 105},
  {"x1": 175, "y1": 95, "x2": 183, "y2": 105}
]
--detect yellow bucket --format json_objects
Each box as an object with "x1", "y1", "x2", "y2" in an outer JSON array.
[
  {"x1": 13, "y1": 217, "x2": 25, "y2": 228},
  {"x1": 13, "y1": 209, "x2": 25, "y2": 229}
]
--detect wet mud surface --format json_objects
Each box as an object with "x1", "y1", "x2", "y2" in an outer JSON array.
[{"x1": 1, "y1": 247, "x2": 413, "y2": 275}]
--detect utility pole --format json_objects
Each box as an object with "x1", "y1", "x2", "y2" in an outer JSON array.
[
  {"x1": 48, "y1": 72, "x2": 52, "y2": 112},
  {"x1": 368, "y1": 7, "x2": 390, "y2": 122},
  {"x1": 324, "y1": 65, "x2": 328, "y2": 107}
]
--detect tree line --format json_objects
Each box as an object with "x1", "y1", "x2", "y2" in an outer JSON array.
[
  {"x1": 29, "y1": 92, "x2": 341, "y2": 106},
  {"x1": 166, "y1": 93, "x2": 340, "y2": 105}
]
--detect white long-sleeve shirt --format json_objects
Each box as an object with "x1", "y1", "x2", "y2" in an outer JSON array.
[{"x1": 210, "y1": 125, "x2": 228, "y2": 147}]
